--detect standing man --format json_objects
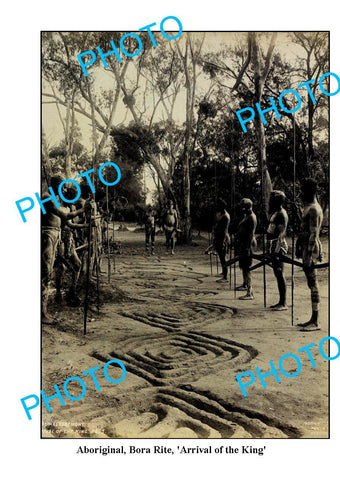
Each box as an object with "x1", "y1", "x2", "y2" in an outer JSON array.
[
  {"x1": 163, "y1": 200, "x2": 178, "y2": 255},
  {"x1": 76, "y1": 183, "x2": 101, "y2": 279},
  {"x1": 42, "y1": 177, "x2": 85, "y2": 324},
  {"x1": 55, "y1": 186, "x2": 88, "y2": 306},
  {"x1": 267, "y1": 190, "x2": 289, "y2": 311},
  {"x1": 144, "y1": 205, "x2": 157, "y2": 255},
  {"x1": 236, "y1": 198, "x2": 257, "y2": 300},
  {"x1": 296, "y1": 178, "x2": 323, "y2": 330},
  {"x1": 212, "y1": 205, "x2": 230, "y2": 281}
]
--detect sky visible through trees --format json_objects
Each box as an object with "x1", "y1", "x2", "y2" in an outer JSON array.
[{"x1": 42, "y1": 31, "x2": 329, "y2": 237}]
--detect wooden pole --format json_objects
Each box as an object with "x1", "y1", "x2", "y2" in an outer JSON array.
[
  {"x1": 208, "y1": 232, "x2": 213, "y2": 276},
  {"x1": 94, "y1": 222, "x2": 100, "y2": 315},
  {"x1": 83, "y1": 206, "x2": 92, "y2": 335},
  {"x1": 232, "y1": 148, "x2": 236, "y2": 298},
  {"x1": 113, "y1": 193, "x2": 116, "y2": 273},
  {"x1": 261, "y1": 149, "x2": 267, "y2": 308},
  {"x1": 291, "y1": 116, "x2": 296, "y2": 326},
  {"x1": 106, "y1": 184, "x2": 111, "y2": 283}
]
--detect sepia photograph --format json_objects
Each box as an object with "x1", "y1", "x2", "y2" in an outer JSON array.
[{"x1": 40, "y1": 30, "x2": 329, "y2": 439}]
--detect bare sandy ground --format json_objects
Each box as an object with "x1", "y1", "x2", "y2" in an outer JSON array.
[{"x1": 42, "y1": 230, "x2": 329, "y2": 439}]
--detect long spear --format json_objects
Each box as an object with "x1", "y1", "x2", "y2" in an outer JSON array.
[
  {"x1": 261, "y1": 152, "x2": 267, "y2": 308},
  {"x1": 83, "y1": 204, "x2": 92, "y2": 335},
  {"x1": 106, "y1": 184, "x2": 111, "y2": 283},
  {"x1": 93, "y1": 218, "x2": 100, "y2": 315},
  {"x1": 231, "y1": 142, "x2": 236, "y2": 298},
  {"x1": 208, "y1": 232, "x2": 213, "y2": 276},
  {"x1": 291, "y1": 116, "x2": 296, "y2": 326},
  {"x1": 112, "y1": 193, "x2": 116, "y2": 273}
]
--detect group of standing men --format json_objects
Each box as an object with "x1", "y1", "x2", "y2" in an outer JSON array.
[
  {"x1": 144, "y1": 200, "x2": 179, "y2": 255},
  {"x1": 210, "y1": 178, "x2": 323, "y2": 331},
  {"x1": 42, "y1": 175, "x2": 324, "y2": 332},
  {"x1": 42, "y1": 183, "x2": 180, "y2": 324},
  {"x1": 42, "y1": 177, "x2": 104, "y2": 324}
]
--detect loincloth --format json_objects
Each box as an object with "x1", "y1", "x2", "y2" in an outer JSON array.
[
  {"x1": 268, "y1": 238, "x2": 288, "y2": 255},
  {"x1": 59, "y1": 229, "x2": 76, "y2": 259},
  {"x1": 296, "y1": 233, "x2": 323, "y2": 262},
  {"x1": 42, "y1": 227, "x2": 61, "y2": 289},
  {"x1": 42, "y1": 226, "x2": 61, "y2": 253},
  {"x1": 164, "y1": 225, "x2": 176, "y2": 238},
  {"x1": 239, "y1": 250, "x2": 253, "y2": 270}
]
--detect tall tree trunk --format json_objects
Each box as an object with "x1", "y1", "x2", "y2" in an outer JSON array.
[
  {"x1": 307, "y1": 95, "x2": 314, "y2": 165},
  {"x1": 181, "y1": 146, "x2": 191, "y2": 242},
  {"x1": 176, "y1": 34, "x2": 203, "y2": 243},
  {"x1": 64, "y1": 89, "x2": 76, "y2": 178},
  {"x1": 181, "y1": 74, "x2": 192, "y2": 243},
  {"x1": 252, "y1": 33, "x2": 276, "y2": 214}
]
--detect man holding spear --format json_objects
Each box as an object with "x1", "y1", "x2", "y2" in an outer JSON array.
[
  {"x1": 296, "y1": 178, "x2": 324, "y2": 331},
  {"x1": 266, "y1": 190, "x2": 289, "y2": 311},
  {"x1": 236, "y1": 198, "x2": 257, "y2": 300},
  {"x1": 41, "y1": 176, "x2": 85, "y2": 324}
]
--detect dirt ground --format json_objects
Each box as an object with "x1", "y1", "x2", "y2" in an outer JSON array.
[{"x1": 42, "y1": 228, "x2": 329, "y2": 439}]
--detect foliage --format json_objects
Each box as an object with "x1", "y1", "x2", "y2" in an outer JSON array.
[{"x1": 42, "y1": 32, "x2": 330, "y2": 233}]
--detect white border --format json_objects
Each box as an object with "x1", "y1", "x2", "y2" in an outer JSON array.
[{"x1": 2, "y1": 1, "x2": 338, "y2": 479}]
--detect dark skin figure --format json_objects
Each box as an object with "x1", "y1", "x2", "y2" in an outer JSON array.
[
  {"x1": 41, "y1": 191, "x2": 85, "y2": 323},
  {"x1": 163, "y1": 200, "x2": 178, "y2": 254},
  {"x1": 82, "y1": 198, "x2": 104, "y2": 278},
  {"x1": 213, "y1": 209, "x2": 230, "y2": 280},
  {"x1": 237, "y1": 198, "x2": 257, "y2": 299},
  {"x1": 55, "y1": 202, "x2": 89, "y2": 305},
  {"x1": 267, "y1": 191, "x2": 288, "y2": 310},
  {"x1": 296, "y1": 179, "x2": 323, "y2": 329}
]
